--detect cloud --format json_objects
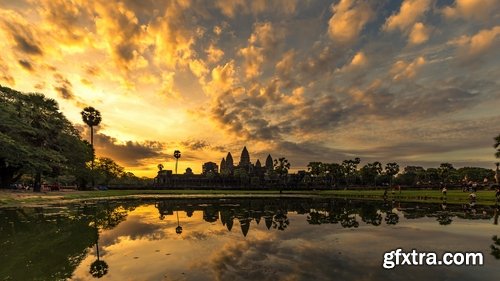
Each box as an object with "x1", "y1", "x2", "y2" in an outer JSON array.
[
  {"x1": 206, "y1": 45, "x2": 224, "y2": 63},
  {"x1": 0, "y1": 57, "x2": 15, "y2": 85},
  {"x1": 327, "y1": 0, "x2": 375, "y2": 46},
  {"x1": 449, "y1": 26, "x2": 500, "y2": 62},
  {"x1": 239, "y1": 22, "x2": 285, "y2": 79},
  {"x1": 18, "y1": 59, "x2": 34, "y2": 71},
  {"x1": 205, "y1": 61, "x2": 238, "y2": 95},
  {"x1": 0, "y1": 10, "x2": 43, "y2": 56},
  {"x1": 93, "y1": 133, "x2": 166, "y2": 166},
  {"x1": 52, "y1": 73, "x2": 74, "y2": 100},
  {"x1": 214, "y1": 0, "x2": 298, "y2": 18},
  {"x1": 408, "y1": 22, "x2": 431, "y2": 45},
  {"x1": 35, "y1": 0, "x2": 94, "y2": 46},
  {"x1": 442, "y1": 0, "x2": 499, "y2": 22},
  {"x1": 93, "y1": 1, "x2": 149, "y2": 72},
  {"x1": 339, "y1": 51, "x2": 368, "y2": 73},
  {"x1": 384, "y1": 0, "x2": 431, "y2": 32},
  {"x1": 390, "y1": 56, "x2": 426, "y2": 80},
  {"x1": 181, "y1": 139, "x2": 210, "y2": 151}
]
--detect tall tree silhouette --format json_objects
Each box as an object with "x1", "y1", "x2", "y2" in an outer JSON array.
[
  {"x1": 81, "y1": 107, "x2": 102, "y2": 169},
  {"x1": 385, "y1": 162, "x2": 400, "y2": 187},
  {"x1": 173, "y1": 150, "x2": 181, "y2": 174}
]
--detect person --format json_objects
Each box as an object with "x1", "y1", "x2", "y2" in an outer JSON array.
[
  {"x1": 495, "y1": 187, "x2": 500, "y2": 200},
  {"x1": 442, "y1": 186, "x2": 447, "y2": 197},
  {"x1": 469, "y1": 192, "x2": 476, "y2": 202}
]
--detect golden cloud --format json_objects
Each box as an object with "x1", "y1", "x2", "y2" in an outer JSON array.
[
  {"x1": 391, "y1": 56, "x2": 426, "y2": 80},
  {"x1": 328, "y1": 0, "x2": 375, "y2": 45},
  {"x1": 443, "y1": 0, "x2": 499, "y2": 21},
  {"x1": 408, "y1": 22, "x2": 431, "y2": 45},
  {"x1": 384, "y1": 0, "x2": 431, "y2": 32}
]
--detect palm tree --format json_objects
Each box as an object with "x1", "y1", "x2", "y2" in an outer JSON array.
[
  {"x1": 81, "y1": 107, "x2": 102, "y2": 149},
  {"x1": 173, "y1": 150, "x2": 181, "y2": 174},
  {"x1": 81, "y1": 107, "x2": 101, "y2": 189},
  {"x1": 157, "y1": 164, "x2": 164, "y2": 171}
]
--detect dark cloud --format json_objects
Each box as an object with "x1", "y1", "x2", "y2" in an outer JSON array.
[
  {"x1": 94, "y1": 133, "x2": 166, "y2": 166},
  {"x1": 84, "y1": 65, "x2": 100, "y2": 76},
  {"x1": 12, "y1": 34, "x2": 43, "y2": 55},
  {"x1": 17, "y1": 59, "x2": 33, "y2": 71},
  {"x1": 181, "y1": 139, "x2": 210, "y2": 151},
  {"x1": 34, "y1": 82, "x2": 45, "y2": 90},
  {"x1": 53, "y1": 73, "x2": 74, "y2": 100},
  {"x1": 0, "y1": 18, "x2": 43, "y2": 56}
]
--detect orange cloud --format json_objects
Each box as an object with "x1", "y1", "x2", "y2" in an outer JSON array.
[
  {"x1": 443, "y1": 0, "x2": 499, "y2": 21},
  {"x1": 408, "y1": 22, "x2": 431, "y2": 45},
  {"x1": 328, "y1": 0, "x2": 375, "y2": 45},
  {"x1": 384, "y1": 0, "x2": 431, "y2": 32},
  {"x1": 391, "y1": 56, "x2": 426, "y2": 80}
]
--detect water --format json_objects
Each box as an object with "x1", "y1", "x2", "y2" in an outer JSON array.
[{"x1": 1, "y1": 197, "x2": 499, "y2": 280}]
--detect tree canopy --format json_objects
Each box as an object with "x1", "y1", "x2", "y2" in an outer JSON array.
[{"x1": 0, "y1": 85, "x2": 93, "y2": 188}]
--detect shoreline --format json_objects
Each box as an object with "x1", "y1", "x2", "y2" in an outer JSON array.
[{"x1": 1, "y1": 189, "x2": 498, "y2": 207}]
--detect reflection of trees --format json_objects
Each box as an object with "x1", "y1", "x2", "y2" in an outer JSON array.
[
  {"x1": 89, "y1": 212, "x2": 109, "y2": 278},
  {"x1": 491, "y1": 235, "x2": 500, "y2": 259},
  {"x1": 384, "y1": 212, "x2": 399, "y2": 225},
  {"x1": 360, "y1": 204, "x2": 382, "y2": 226},
  {"x1": 176, "y1": 211, "x2": 183, "y2": 234},
  {"x1": 340, "y1": 212, "x2": 359, "y2": 228},
  {"x1": 272, "y1": 210, "x2": 289, "y2": 231},
  {"x1": 152, "y1": 198, "x2": 500, "y2": 238},
  {"x1": 0, "y1": 202, "x2": 132, "y2": 280},
  {"x1": 436, "y1": 213, "x2": 453, "y2": 225},
  {"x1": 90, "y1": 260, "x2": 109, "y2": 278}
]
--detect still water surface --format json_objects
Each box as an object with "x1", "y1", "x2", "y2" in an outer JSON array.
[{"x1": 1, "y1": 197, "x2": 499, "y2": 281}]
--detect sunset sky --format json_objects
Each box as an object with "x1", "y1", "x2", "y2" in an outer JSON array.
[{"x1": 0, "y1": 0, "x2": 499, "y2": 176}]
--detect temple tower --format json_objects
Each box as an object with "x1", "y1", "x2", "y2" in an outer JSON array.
[{"x1": 239, "y1": 146, "x2": 251, "y2": 167}]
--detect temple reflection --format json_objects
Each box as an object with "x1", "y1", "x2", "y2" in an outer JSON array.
[
  {"x1": 1, "y1": 198, "x2": 499, "y2": 280},
  {"x1": 153, "y1": 197, "x2": 499, "y2": 237}
]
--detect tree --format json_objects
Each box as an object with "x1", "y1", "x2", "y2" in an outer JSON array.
[
  {"x1": 94, "y1": 157, "x2": 124, "y2": 185},
  {"x1": 385, "y1": 162, "x2": 400, "y2": 186},
  {"x1": 342, "y1": 157, "x2": 360, "y2": 187},
  {"x1": 307, "y1": 162, "x2": 323, "y2": 177},
  {"x1": 438, "y1": 163, "x2": 456, "y2": 183},
  {"x1": 157, "y1": 164, "x2": 164, "y2": 171},
  {"x1": 360, "y1": 161, "x2": 382, "y2": 186},
  {"x1": 173, "y1": 150, "x2": 181, "y2": 174},
  {"x1": 80, "y1": 107, "x2": 102, "y2": 160},
  {"x1": 494, "y1": 134, "x2": 500, "y2": 158},
  {"x1": 323, "y1": 163, "x2": 343, "y2": 187},
  {"x1": 397, "y1": 166, "x2": 426, "y2": 186},
  {"x1": 1, "y1": 86, "x2": 92, "y2": 190},
  {"x1": 274, "y1": 157, "x2": 291, "y2": 189}
]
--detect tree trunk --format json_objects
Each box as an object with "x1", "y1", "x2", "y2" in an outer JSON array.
[{"x1": 33, "y1": 172, "x2": 42, "y2": 192}]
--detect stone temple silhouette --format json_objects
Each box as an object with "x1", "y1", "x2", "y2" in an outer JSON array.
[{"x1": 220, "y1": 146, "x2": 272, "y2": 176}]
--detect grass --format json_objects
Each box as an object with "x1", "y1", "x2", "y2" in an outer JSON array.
[{"x1": 0, "y1": 188, "x2": 497, "y2": 207}]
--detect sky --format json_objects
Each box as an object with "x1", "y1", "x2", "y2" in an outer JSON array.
[{"x1": 0, "y1": 0, "x2": 499, "y2": 177}]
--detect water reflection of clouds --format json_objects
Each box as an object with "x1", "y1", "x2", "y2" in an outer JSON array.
[{"x1": 70, "y1": 203, "x2": 500, "y2": 281}]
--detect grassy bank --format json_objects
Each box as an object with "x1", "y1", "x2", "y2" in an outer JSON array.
[{"x1": 0, "y1": 189, "x2": 497, "y2": 207}]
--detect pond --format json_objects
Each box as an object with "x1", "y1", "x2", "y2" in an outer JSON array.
[{"x1": 1, "y1": 197, "x2": 499, "y2": 280}]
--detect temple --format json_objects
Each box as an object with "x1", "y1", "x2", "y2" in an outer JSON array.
[
  {"x1": 219, "y1": 147, "x2": 272, "y2": 176},
  {"x1": 155, "y1": 147, "x2": 275, "y2": 188}
]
